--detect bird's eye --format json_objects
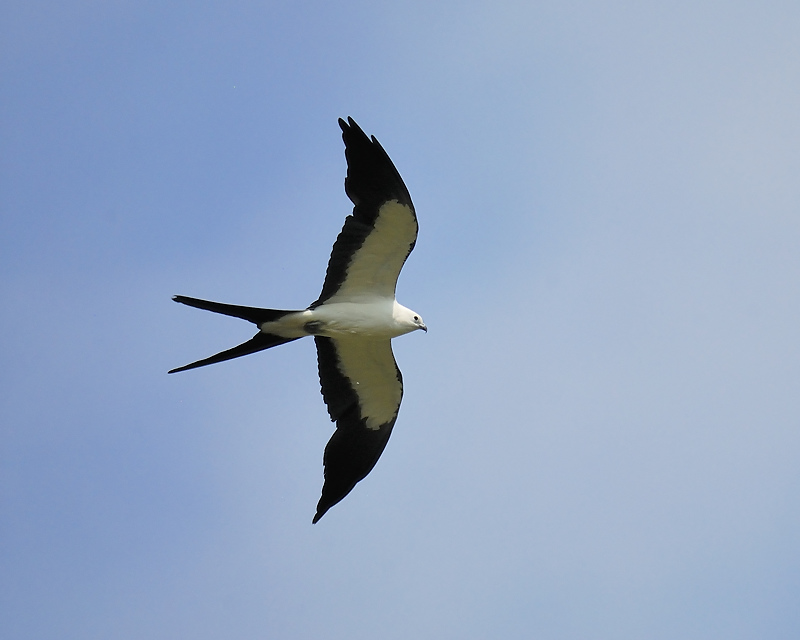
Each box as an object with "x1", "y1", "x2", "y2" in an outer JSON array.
[{"x1": 414, "y1": 315, "x2": 419, "y2": 321}]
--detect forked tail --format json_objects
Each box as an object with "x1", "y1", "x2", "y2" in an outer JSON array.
[{"x1": 169, "y1": 295, "x2": 302, "y2": 373}]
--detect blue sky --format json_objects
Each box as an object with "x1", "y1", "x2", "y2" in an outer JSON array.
[{"x1": 2, "y1": 1, "x2": 799, "y2": 638}]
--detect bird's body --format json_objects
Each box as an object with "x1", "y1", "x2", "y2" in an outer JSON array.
[
  {"x1": 250, "y1": 300, "x2": 423, "y2": 340},
  {"x1": 170, "y1": 118, "x2": 425, "y2": 523}
]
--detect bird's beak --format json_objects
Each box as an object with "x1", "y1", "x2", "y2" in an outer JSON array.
[{"x1": 420, "y1": 324, "x2": 428, "y2": 333}]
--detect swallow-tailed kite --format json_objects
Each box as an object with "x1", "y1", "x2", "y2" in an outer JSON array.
[{"x1": 170, "y1": 117, "x2": 425, "y2": 523}]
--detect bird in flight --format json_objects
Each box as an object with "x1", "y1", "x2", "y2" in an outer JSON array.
[{"x1": 170, "y1": 117, "x2": 426, "y2": 523}]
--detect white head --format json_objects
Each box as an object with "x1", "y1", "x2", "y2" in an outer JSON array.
[{"x1": 394, "y1": 302, "x2": 427, "y2": 335}]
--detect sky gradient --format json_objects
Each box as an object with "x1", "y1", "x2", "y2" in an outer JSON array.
[{"x1": 2, "y1": 1, "x2": 799, "y2": 638}]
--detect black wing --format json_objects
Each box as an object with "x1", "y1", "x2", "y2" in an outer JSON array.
[
  {"x1": 312, "y1": 335, "x2": 403, "y2": 522},
  {"x1": 311, "y1": 117, "x2": 418, "y2": 307}
]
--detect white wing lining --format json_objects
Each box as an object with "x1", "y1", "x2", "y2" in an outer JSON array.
[
  {"x1": 332, "y1": 337, "x2": 402, "y2": 429},
  {"x1": 325, "y1": 201, "x2": 417, "y2": 302}
]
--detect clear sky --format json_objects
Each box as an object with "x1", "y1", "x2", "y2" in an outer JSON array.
[{"x1": 2, "y1": 1, "x2": 799, "y2": 638}]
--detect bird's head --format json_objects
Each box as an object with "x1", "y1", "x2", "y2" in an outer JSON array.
[{"x1": 394, "y1": 303, "x2": 427, "y2": 334}]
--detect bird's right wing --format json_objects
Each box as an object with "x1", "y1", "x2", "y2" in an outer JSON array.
[{"x1": 311, "y1": 118, "x2": 418, "y2": 307}]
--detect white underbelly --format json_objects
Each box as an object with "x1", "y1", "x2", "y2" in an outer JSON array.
[
  {"x1": 259, "y1": 299, "x2": 403, "y2": 339},
  {"x1": 310, "y1": 301, "x2": 399, "y2": 338}
]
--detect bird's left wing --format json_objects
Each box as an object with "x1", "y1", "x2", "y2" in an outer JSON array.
[
  {"x1": 311, "y1": 117, "x2": 418, "y2": 307},
  {"x1": 312, "y1": 335, "x2": 403, "y2": 522}
]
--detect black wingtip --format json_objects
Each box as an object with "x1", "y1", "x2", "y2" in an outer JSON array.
[
  {"x1": 312, "y1": 503, "x2": 333, "y2": 524},
  {"x1": 339, "y1": 116, "x2": 364, "y2": 135}
]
